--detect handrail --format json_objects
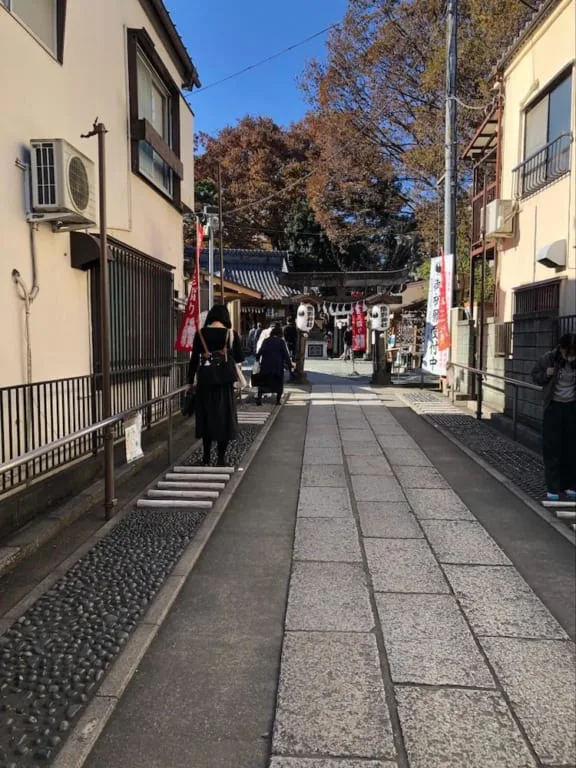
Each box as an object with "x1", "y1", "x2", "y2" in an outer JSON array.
[
  {"x1": 0, "y1": 384, "x2": 188, "y2": 478},
  {"x1": 448, "y1": 362, "x2": 542, "y2": 392},
  {"x1": 447, "y1": 362, "x2": 542, "y2": 441}
]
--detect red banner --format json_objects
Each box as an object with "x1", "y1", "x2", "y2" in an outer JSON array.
[
  {"x1": 352, "y1": 303, "x2": 367, "y2": 352},
  {"x1": 437, "y1": 249, "x2": 451, "y2": 353},
  {"x1": 175, "y1": 221, "x2": 203, "y2": 352}
]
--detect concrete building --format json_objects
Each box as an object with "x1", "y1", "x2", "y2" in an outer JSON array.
[
  {"x1": 0, "y1": 0, "x2": 199, "y2": 492},
  {"x1": 461, "y1": 0, "x2": 576, "y2": 425}
]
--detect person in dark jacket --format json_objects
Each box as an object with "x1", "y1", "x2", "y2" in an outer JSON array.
[
  {"x1": 283, "y1": 318, "x2": 297, "y2": 360},
  {"x1": 531, "y1": 333, "x2": 576, "y2": 501},
  {"x1": 187, "y1": 305, "x2": 244, "y2": 466},
  {"x1": 256, "y1": 324, "x2": 293, "y2": 406}
]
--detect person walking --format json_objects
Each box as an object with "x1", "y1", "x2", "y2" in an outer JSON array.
[
  {"x1": 256, "y1": 322, "x2": 272, "y2": 355},
  {"x1": 283, "y1": 317, "x2": 297, "y2": 360},
  {"x1": 255, "y1": 324, "x2": 293, "y2": 406},
  {"x1": 341, "y1": 326, "x2": 353, "y2": 360},
  {"x1": 531, "y1": 332, "x2": 576, "y2": 501},
  {"x1": 187, "y1": 305, "x2": 244, "y2": 467}
]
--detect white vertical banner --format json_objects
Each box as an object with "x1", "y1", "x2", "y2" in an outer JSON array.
[
  {"x1": 125, "y1": 413, "x2": 144, "y2": 464},
  {"x1": 422, "y1": 254, "x2": 454, "y2": 376}
]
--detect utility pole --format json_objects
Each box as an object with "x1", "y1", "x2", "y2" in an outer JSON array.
[
  {"x1": 217, "y1": 163, "x2": 225, "y2": 303},
  {"x1": 203, "y1": 205, "x2": 218, "y2": 309},
  {"x1": 445, "y1": 0, "x2": 458, "y2": 305},
  {"x1": 81, "y1": 119, "x2": 115, "y2": 521}
]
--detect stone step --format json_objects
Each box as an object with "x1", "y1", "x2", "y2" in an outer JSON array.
[
  {"x1": 172, "y1": 466, "x2": 234, "y2": 475},
  {"x1": 555, "y1": 510, "x2": 576, "y2": 521},
  {"x1": 148, "y1": 489, "x2": 219, "y2": 500},
  {"x1": 136, "y1": 499, "x2": 213, "y2": 509},
  {"x1": 541, "y1": 500, "x2": 576, "y2": 509},
  {"x1": 157, "y1": 481, "x2": 225, "y2": 490},
  {"x1": 165, "y1": 473, "x2": 230, "y2": 482}
]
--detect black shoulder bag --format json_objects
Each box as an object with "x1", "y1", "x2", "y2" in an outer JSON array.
[{"x1": 197, "y1": 329, "x2": 238, "y2": 388}]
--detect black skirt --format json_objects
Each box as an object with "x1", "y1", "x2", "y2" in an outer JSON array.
[
  {"x1": 255, "y1": 373, "x2": 284, "y2": 395},
  {"x1": 195, "y1": 383, "x2": 238, "y2": 442}
]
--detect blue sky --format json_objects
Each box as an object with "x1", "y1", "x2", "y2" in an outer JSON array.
[{"x1": 166, "y1": 0, "x2": 348, "y2": 137}]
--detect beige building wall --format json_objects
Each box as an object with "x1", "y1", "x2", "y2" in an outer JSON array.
[
  {"x1": 498, "y1": 0, "x2": 576, "y2": 321},
  {"x1": 0, "y1": 0, "x2": 194, "y2": 387}
]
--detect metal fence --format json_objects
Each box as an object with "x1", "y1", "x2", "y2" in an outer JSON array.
[
  {"x1": 0, "y1": 362, "x2": 188, "y2": 495},
  {"x1": 558, "y1": 314, "x2": 576, "y2": 337}
]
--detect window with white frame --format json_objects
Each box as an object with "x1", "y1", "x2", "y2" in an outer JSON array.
[
  {"x1": 1, "y1": 0, "x2": 60, "y2": 57},
  {"x1": 136, "y1": 52, "x2": 174, "y2": 196},
  {"x1": 520, "y1": 70, "x2": 573, "y2": 196}
]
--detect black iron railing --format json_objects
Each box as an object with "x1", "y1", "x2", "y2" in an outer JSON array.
[
  {"x1": 558, "y1": 314, "x2": 576, "y2": 337},
  {"x1": 0, "y1": 362, "x2": 188, "y2": 495},
  {"x1": 513, "y1": 132, "x2": 572, "y2": 198}
]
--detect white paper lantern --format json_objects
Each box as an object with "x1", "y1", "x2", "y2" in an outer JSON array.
[
  {"x1": 370, "y1": 304, "x2": 390, "y2": 332},
  {"x1": 296, "y1": 302, "x2": 315, "y2": 333}
]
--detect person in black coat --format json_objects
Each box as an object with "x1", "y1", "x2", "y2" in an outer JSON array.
[
  {"x1": 256, "y1": 324, "x2": 292, "y2": 406},
  {"x1": 187, "y1": 304, "x2": 244, "y2": 466},
  {"x1": 531, "y1": 332, "x2": 576, "y2": 500}
]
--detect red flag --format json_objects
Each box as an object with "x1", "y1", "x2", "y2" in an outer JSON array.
[
  {"x1": 437, "y1": 249, "x2": 451, "y2": 353},
  {"x1": 175, "y1": 221, "x2": 203, "y2": 352},
  {"x1": 352, "y1": 303, "x2": 367, "y2": 352}
]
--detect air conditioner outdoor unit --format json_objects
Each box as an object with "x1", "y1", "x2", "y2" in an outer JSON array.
[
  {"x1": 29, "y1": 139, "x2": 96, "y2": 229},
  {"x1": 483, "y1": 198, "x2": 514, "y2": 238}
]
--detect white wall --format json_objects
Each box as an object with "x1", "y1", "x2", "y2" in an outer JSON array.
[
  {"x1": 498, "y1": 0, "x2": 576, "y2": 320},
  {"x1": 0, "y1": 0, "x2": 194, "y2": 386}
]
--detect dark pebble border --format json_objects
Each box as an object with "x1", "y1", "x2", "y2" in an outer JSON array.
[
  {"x1": 400, "y1": 392, "x2": 547, "y2": 499},
  {"x1": 0, "y1": 423, "x2": 262, "y2": 767}
]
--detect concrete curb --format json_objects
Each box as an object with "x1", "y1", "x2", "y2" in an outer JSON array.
[
  {"x1": 0, "y1": 426, "x2": 192, "y2": 581},
  {"x1": 50, "y1": 400, "x2": 284, "y2": 768},
  {"x1": 393, "y1": 391, "x2": 576, "y2": 548}
]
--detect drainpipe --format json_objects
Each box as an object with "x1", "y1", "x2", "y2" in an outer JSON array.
[{"x1": 13, "y1": 160, "x2": 41, "y2": 460}]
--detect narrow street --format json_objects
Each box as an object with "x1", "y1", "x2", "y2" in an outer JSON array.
[{"x1": 12, "y1": 382, "x2": 565, "y2": 768}]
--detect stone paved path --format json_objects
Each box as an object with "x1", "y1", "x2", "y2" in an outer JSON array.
[{"x1": 269, "y1": 385, "x2": 576, "y2": 768}]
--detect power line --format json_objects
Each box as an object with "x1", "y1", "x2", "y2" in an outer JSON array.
[{"x1": 194, "y1": 25, "x2": 336, "y2": 93}]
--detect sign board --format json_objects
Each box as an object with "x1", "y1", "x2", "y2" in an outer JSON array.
[
  {"x1": 125, "y1": 413, "x2": 144, "y2": 464},
  {"x1": 422, "y1": 253, "x2": 454, "y2": 376},
  {"x1": 307, "y1": 341, "x2": 327, "y2": 359}
]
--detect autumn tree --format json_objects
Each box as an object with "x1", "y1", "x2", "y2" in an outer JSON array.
[
  {"x1": 302, "y1": 0, "x2": 533, "y2": 293},
  {"x1": 195, "y1": 116, "x2": 311, "y2": 250}
]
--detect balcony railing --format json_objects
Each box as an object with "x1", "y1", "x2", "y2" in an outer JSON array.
[
  {"x1": 471, "y1": 182, "x2": 497, "y2": 247},
  {"x1": 513, "y1": 132, "x2": 573, "y2": 199}
]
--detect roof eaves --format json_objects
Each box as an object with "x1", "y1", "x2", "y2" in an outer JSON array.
[
  {"x1": 138, "y1": 0, "x2": 201, "y2": 89},
  {"x1": 493, "y1": 0, "x2": 563, "y2": 75}
]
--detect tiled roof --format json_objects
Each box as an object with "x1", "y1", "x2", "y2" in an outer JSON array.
[
  {"x1": 185, "y1": 248, "x2": 298, "y2": 301},
  {"x1": 494, "y1": 0, "x2": 562, "y2": 73}
]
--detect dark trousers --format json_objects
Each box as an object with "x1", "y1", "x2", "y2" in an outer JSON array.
[
  {"x1": 203, "y1": 437, "x2": 228, "y2": 464},
  {"x1": 542, "y1": 401, "x2": 576, "y2": 493}
]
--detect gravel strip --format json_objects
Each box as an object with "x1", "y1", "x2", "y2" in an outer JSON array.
[{"x1": 0, "y1": 422, "x2": 265, "y2": 766}]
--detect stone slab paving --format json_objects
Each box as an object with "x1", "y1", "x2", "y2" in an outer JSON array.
[
  {"x1": 375, "y1": 593, "x2": 494, "y2": 687},
  {"x1": 297, "y1": 487, "x2": 352, "y2": 517},
  {"x1": 357, "y1": 502, "x2": 422, "y2": 539},
  {"x1": 285, "y1": 562, "x2": 374, "y2": 632},
  {"x1": 480, "y1": 637, "x2": 576, "y2": 765},
  {"x1": 294, "y1": 518, "x2": 362, "y2": 562},
  {"x1": 270, "y1": 760, "x2": 395, "y2": 768},
  {"x1": 420, "y1": 520, "x2": 512, "y2": 565},
  {"x1": 444, "y1": 564, "x2": 569, "y2": 639},
  {"x1": 351, "y1": 475, "x2": 405, "y2": 503},
  {"x1": 272, "y1": 632, "x2": 395, "y2": 759},
  {"x1": 347, "y1": 456, "x2": 393, "y2": 476},
  {"x1": 396, "y1": 688, "x2": 538, "y2": 768},
  {"x1": 301, "y1": 465, "x2": 347, "y2": 488},
  {"x1": 270, "y1": 385, "x2": 575, "y2": 768},
  {"x1": 302, "y1": 447, "x2": 344, "y2": 465},
  {"x1": 404, "y1": 487, "x2": 475, "y2": 520}
]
